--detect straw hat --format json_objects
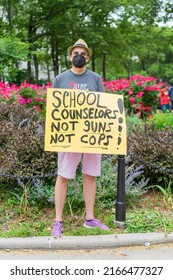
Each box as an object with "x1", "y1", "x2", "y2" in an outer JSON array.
[{"x1": 67, "y1": 39, "x2": 92, "y2": 56}]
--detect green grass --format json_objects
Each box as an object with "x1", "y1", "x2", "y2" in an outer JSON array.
[
  {"x1": 125, "y1": 210, "x2": 173, "y2": 235},
  {"x1": 1, "y1": 184, "x2": 173, "y2": 237}
]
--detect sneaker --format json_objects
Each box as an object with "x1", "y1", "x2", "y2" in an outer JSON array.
[
  {"x1": 51, "y1": 221, "x2": 63, "y2": 237},
  {"x1": 83, "y1": 218, "x2": 110, "y2": 231}
]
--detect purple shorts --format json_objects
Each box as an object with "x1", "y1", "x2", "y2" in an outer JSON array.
[{"x1": 58, "y1": 152, "x2": 102, "y2": 179}]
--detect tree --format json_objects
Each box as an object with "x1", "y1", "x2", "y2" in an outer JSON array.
[
  {"x1": 1, "y1": 0, "x2": 173, "y2": 83},
  {"x1": 0, "y1": 35, "x2": 29, "y2": 82}
]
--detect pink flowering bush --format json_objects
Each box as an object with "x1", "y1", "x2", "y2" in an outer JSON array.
[
  {"x1": 0, "y1": 81, "x2": 52, "y2": 114},
  {"x1": 0, "y1": 74, "x2": 166, "y2": 119},
  {"x1": 103, "y1": 74, "x2": 166, "y2": 118}
]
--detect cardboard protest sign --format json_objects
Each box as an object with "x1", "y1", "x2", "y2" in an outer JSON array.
[{"x1": 44, "y1": 89, "x2": 127, "y2": 155}]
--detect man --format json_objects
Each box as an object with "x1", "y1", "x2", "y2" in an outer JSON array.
[{"x1": 51, "y1": 39, "x2": 110, "y2": 237}]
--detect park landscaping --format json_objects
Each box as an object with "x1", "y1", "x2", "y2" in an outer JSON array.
[{"x1": 0, "y1": 75, "x2": 173, "y2": 237}]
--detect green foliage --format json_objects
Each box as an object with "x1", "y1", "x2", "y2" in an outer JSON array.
[
  {"x1": 0, "y1": 103, "x2": 57, "y2": 187},
  {"x1": 0, "y1": 102, "x2": 151, "y2": 208},
  {"x1": 66, "y1": 178, "x2": 85, "y2": 217},
  {"x1": 0, "y1": 36, "x2": 29, "y2": 63},
  {"x1": 7, "y1": 69, "x2": 27, "y2": 86},
  {"x1": 29, "y1": 182, "x2": 55, "y2": 207},
  {"x1": 19, "y1": 87, "x2": 37, "y2": 99},
  {"x1": 2, "y1": 223, "x2": 34, "y2": 237},
  {"x1": 0, "y1": 35, "x2": 29, "y2": 81},
  {"x1": 151, "y1": 180, "x2": 173, "y2": 209},
  {"x1": 65, "y1": 226, "x2": 111, "y2": 236},
  {"x1": 126, "y1": 114, "x2": 144, "y2": 132},
  {"x1": 128, "y1": 123, "x2": 173, "y2": 184},
  {"x1": 1, "y1": 1, "x2": 173, "y2": 83},
  {"x1": 96, "y1": 157, "x2": 117, "y2": 208},
  {"x1": 104, "y1": 75, "x2": 162, "y2": 119},
  {"x1": 1, "y1": 98, "x2": 172, "y2": 231},
  {"x1": 125, "y1": 210, "x2": 173, "y2": 235},
  {"x1": 1, "y1": 180, "x2": 173, "y2": 237},
  {"x1": 147, "y1": 111, "x2": 173, "y2": 130}
]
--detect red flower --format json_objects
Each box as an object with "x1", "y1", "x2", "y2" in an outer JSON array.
[
  {"x1": 137, "y1": 92, "x2": 144, "y2": 98},
  {"x1": 129, "y1": 96, "x2": 136, "y2": 104}
]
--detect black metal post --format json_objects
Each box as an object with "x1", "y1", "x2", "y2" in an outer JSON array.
[{"x1": 115, "y1": 155, "x2": 126, "y2": 227}]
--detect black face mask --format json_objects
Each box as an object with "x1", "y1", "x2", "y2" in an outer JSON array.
[{"x1": 72, "y1": 54, "x2": 86, "y2": 68}]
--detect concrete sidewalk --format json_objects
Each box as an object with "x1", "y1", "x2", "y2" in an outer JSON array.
[{"x1": 0, "y1": 232, "x2": 173, "y2": 250}]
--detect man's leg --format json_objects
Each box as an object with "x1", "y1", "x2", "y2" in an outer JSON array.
[
  {"x1": 82, "y1": 173, "x2": 110, "y2": 231},
  {"x1": 55, "y1": 175, "x2": 68, "y2": 221},
  {"x1": 83, "y1": 174, "x2": 96, "y2": 220},
  {"x1": 55, "y1": 152, "x2": 81, "y2": 221}
]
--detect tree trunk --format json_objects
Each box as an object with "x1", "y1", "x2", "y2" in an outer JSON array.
[
  {"x1": 51, "y1": 38, "x2": 59, "y2": 76},
  {"x1": 27, "y1": 14, "x2": 34, "y2": 83},
  {"x1": 65, "y1": 52, "x2": 68, "y2": 69},
  {"x1": 27, "y1": 52, "x2": 32, "y2": 83},
  {"x1": 51, "y1": 39, "x2": 57, "y2": 76},
  {"x1": 55, "y1": 39, "x2": 59, "y2": 75},
  {"x1": 92, "y1": 52, "x2": 95, "y2": 72},
  {"x1": 33, "y1": 53, "x2": 39, "y2": 83},
  {"x1": 7, "y1": 0, "x2": 12, "y2": 28},
  {"x1": 46, "y1": 46, "x2": 50, "y2": 81},
  {"x1": 102, "y1": 51, "x2": 107, "y2": 81}
]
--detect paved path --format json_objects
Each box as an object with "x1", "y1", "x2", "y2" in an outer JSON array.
[
  {"x1": 0, "y1": 243, "x2": 173, "y2": 260},
  {"x1": 0, "y1": 232, "x2": 173, "y2": 260},
  {"x1": 1, "y1": 232, "x2": 173, "y2": 251},
  {"x1": 1, "y1": 234, "x2": 173, "y2": 280}
]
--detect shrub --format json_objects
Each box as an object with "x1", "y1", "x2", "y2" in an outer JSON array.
[
  {"x1": 147, "y1": 111, "x2": 173, "y2": 130},
  {"x1": 127, "y1": 123, "x2": 173, "y2": 185},
  {"x1": 0, "y1": 81, "x2": 49, "y2": 114},
  {"x1": 96, "y1": 156, "x2": 149, "y2": 209},
  {"x1": 18, "y1": 87, "x2": 37, "y2": 99},
  {"x1": 10, "y1": 155, "x2": 150, "y2": 210},
  {"x1": 103, "y1": 74, "x2": 165, "y2": 119},
  {"x1": 126, "y1": 114, "x2": 144, "y2": 132},
  {"x1": 0, "y1": 103, "x2": 57, "y2": 187},
  {"x1": 0, "y1": 102, "x2": 151, "y2": 207}
]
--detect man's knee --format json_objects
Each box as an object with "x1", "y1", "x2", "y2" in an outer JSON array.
[
  {"x1": 57, "y1": 175, "x2": 68, "y2": 184},
  {"x1": 83, "y1": 173, "x2": 96, "y2": 183}
]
